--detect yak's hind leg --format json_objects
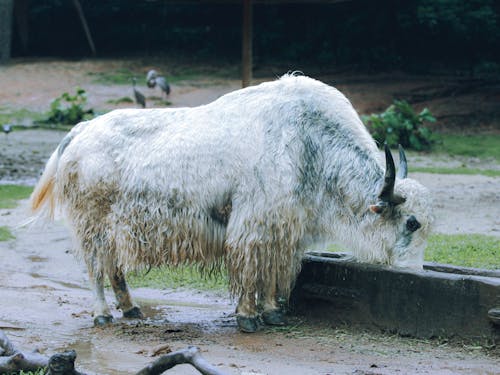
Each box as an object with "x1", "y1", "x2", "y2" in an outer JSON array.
[
  {"x1": 87, "y1": 266, "x2": 114, "y2": 326},
  {"x1": 107, "y1": 267, "x2": 143, "y2": 319}
]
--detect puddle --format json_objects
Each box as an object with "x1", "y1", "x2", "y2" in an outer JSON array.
[
  {"x1": 61, "y1": 338, "x2": 148, "y2": 375},
  {"x1": 27, "y1": 255, "x2": 49, "y2": 263},
  {"x1": 29, "y1": 272, "x2": 87, "y2": 290}
]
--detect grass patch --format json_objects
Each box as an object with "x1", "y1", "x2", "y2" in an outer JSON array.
[
  {"x1": 106, "y1": 96, "x2": 134, "y2": 105},
  {"x1": 0, "y1": 185, "x2": 33, "y2": 209},
  {"x1": 88, "y1": 68, "x2": 142, "y2": 85},
  {"x1": 127, "y1": 265, "x2": 228, "y2": 291},
  {"x1": 410, "y1": 166, "x2": 500, "y2": 177},
  {"x1": 436, "y1": 134, "x2": 500, "y2": 161},
  {"x1": 0, "y1": 226, "x2": 14, "y2": 241},
  {"x1": 425, "y1": 234, "x2": 500, "y2": 269},
  {"x1": 0, "y1": 107, "x2": 45, "y2": 125},
  {"x1": 327, "y1": 234, "x2": 500, "y2": 270}
]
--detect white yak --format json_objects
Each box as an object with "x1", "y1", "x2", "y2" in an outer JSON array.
[{"x1": 30, "y1": 74, "x2": 433, "y2": 332}]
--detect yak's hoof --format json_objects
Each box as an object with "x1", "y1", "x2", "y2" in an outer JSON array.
[
  {"x1": 236, "y1": 315, "x2": 259, "y2": 333},
  {"x1": 262, "y1": 309, "x2": 286, "y2": 326},
  {"x1": 488, "y1": 308, "x2": 500, "y2": 326},
  {"x1": 123, "y1": 306, "x2": 144, "y2": 319},
  {"x1": 93, "y1": 315, "x2": 114, "y2": 326}
]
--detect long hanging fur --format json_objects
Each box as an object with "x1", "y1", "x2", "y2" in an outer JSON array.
[{"x1": 30, "y1": 74, "x2": 433, "y2": 307}]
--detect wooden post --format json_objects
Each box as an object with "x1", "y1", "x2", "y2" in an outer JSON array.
[
  {"x1": 72, "y1": 0, "x2": 96, "y2": 56},
  {"x1": 0, "y1": 0, "x2": 14, "y2": 64},
  {"x1": 14, "y1": 0, "x2": 29, "y2": 55},
  {"x1": 241, "y1": 0, "x2": 252, "y2": 88}
]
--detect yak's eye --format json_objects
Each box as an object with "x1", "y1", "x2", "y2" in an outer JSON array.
[{"x1": 406, "y1": 215, "x2": 421, "y2": 232}]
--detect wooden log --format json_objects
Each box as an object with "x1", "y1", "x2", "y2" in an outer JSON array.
[
  {"x1": 0, "y1": 351, "x2": 48, "y2": 373},
  {"x1": 0, "y1": 329, "x2": 49, "y2": 373},
  {"x1": 46, "y1": 350, "x2": 85, "y2": 375},
  {"x1": 135, "y1": 346, "x2": 227, "y2": 375},
  {"x1": 0, "y1": 329, "x2": 16, "y2": 356}
]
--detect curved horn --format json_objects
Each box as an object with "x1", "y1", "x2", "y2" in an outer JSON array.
[
  {"x1": 379, "y1": 144, "x2": 406, "y2": 205},
  {"x1": 397, "y1": 144, "x2": 408, "y2": 179}
]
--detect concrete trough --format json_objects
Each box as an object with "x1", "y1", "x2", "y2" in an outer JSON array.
[{"x1": 290, "y1": 252, "x2": 500, "y2": 342}]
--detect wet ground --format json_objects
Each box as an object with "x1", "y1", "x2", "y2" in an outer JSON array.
[
  {"x1": 0, "y1": 60, "x2": 499, "y2": 374},
  {"x1": 1, "y1": 131, "x2": 499, "y2": 374}
]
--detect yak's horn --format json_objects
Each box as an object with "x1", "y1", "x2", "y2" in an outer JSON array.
[
  {"x1": 379, "y1": 144, "x2": 406, "y2": 205},
  {"x1": 397, "y1": 144, "x2": 408, "y2": 179}
]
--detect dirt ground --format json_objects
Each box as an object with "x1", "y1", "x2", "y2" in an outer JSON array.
[{"x1": 0, "y1": 59, "x2": 499, "y2": 374}]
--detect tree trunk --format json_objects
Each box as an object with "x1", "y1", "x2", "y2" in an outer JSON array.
[{"x1": 0, "y1": 0, "x2": 14, "y2": 63}]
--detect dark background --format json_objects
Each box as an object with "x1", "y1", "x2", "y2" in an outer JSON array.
[{"x1": 10, "y1": 0, "x2": 500, "y2": 75}]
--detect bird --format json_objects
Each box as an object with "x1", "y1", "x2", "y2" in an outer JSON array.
[
  {"x1": 2, "y1": 124, "x2": 12, "y2": 136},
  {"x1": 146, "y1": 69, "x2": 158, "y2": 88},
  {"x1": 146, "y1": 69, "x2": 171, "y2": 97},
  {"x1": 132, "y1": 78, "x2": 146, "y2": 108},
  {"x1": 155, "y1": 75, "x2": 171, "y2": 97}
]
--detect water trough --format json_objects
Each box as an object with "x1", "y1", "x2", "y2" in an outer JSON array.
[{"x1": 290, "y1": 252, "x2": 500, "y2": 342}]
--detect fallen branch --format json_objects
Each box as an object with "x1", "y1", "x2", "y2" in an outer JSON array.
[
  {"x1": 2, "y1": 329, "x2": 226, "y2": 375},
  {"x1": 135, "y1": 346, "x2": 227, "y2": 375},
  {"x1": 0, "y1": 329, "x2": 16, "y2": 356},
  {"x1": 0, "y1": 329, "x2": 48, "y2": 373},
  {"x1": 46, "y1": 350, "x2": 85, "y2": 375},
  {"x1": 0, "y1": 350, "x2": 48, "y2": 373}
]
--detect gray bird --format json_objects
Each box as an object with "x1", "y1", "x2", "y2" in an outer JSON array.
[
  {"x1": 2, "y1": 124, "x2": 12, "y2": 135},
  {"x1": 132, "y1": 78, "x2": 146, "y2": 108},
  {"x1": 146, "y1": 69, "x2": 158, "y2": 88},
  {"x1": 156, "y1": 76, "x2": 171, "y2": 96}
]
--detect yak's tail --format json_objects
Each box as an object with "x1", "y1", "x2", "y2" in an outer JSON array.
[{"x1": 30, "y1": 150, "x2": 60, "y2": 221}]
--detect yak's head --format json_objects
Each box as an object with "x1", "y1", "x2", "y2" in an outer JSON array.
[{"x1": 368, "y1": 145, "x2": 433, "y2": 269}]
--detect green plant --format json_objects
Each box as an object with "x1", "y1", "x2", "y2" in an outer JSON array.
[
  {"x1": 43, "y1": 87, "x2": 94, "y2": 125},
  {"x1": 362, "y1": 100, "x2": 436, "y2": 151}
]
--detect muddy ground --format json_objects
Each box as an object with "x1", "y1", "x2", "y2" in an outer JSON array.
[{"x1": 0, "y1": 59, "x2": 499, "y2": 374}]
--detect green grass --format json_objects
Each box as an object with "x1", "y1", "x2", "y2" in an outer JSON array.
[
  {"x1": 327, "y1": 234, "x2": 500, "y2": 270},
  {"x1": 0, "y1": 185, "x2": 33, "y2": 209},
  {"x1": 0, "y1": 107, "x2": 45, "y2": 125},
  {"x1": 410, "y1": 166, "x2": 500, "y2": 177},
  {"x1": 106, "y1": 96, "x2": 134, "y2": 105},
  {"x1": 436, "y1": 134, "x2": 500, "y2": 161},
  {"x1": 0, "y1": 226, "x2": 14, "y2": 241},
  {"x1": 88, "y1": 68, "x2": 142, "y2": 85},
  {"x1": 425, "y1": 234, "x2": 500, "y2": 269},
  {"x1": 127, "y1": 265, "x2": 228, "y2": 291}
]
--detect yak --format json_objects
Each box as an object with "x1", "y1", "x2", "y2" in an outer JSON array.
[{"x1": 30, "y1": 74, "x2": 433, "y2": 332}]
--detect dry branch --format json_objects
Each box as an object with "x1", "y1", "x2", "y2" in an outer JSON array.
[
  {"x1": 2, "y1": 330, "x2": 226, "y2": 374},
  {"x1": 135, "y1": 346, "x2": 227, "y2": 375},
  {"x1": 0, "y1": 329, "x2": 49, "y2": 373}
]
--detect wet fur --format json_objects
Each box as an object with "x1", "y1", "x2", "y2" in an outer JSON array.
[{"x1": 30, "y1": 74, "x2": 433, "y2": 319}]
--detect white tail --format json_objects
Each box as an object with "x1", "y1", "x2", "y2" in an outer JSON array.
[{"x1": 30, "y1": 150, "x2": 59, "y2": 220}]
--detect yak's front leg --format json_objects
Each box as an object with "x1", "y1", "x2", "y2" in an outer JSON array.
[
  {"x1": 236, "y1": 290, "x2": 259, "y2": 333},
  {"x1": 260, "y1": 272, "x2": 286, "y2": 326},
  {"x1": 107, "y1": 267, "x2": 143, "y2": 319}
]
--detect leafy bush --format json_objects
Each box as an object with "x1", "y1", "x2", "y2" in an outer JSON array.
[
  {"x1": 43, "y1": 87, "x2": 94, "y2": 125},
  {"x1": 362, "y1": 100, "x2": 436, "y2": 151}
]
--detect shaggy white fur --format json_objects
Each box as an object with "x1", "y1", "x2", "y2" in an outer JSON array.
[{"x1": 30, "y1": 74, "x2": 433, "y2": 326}]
